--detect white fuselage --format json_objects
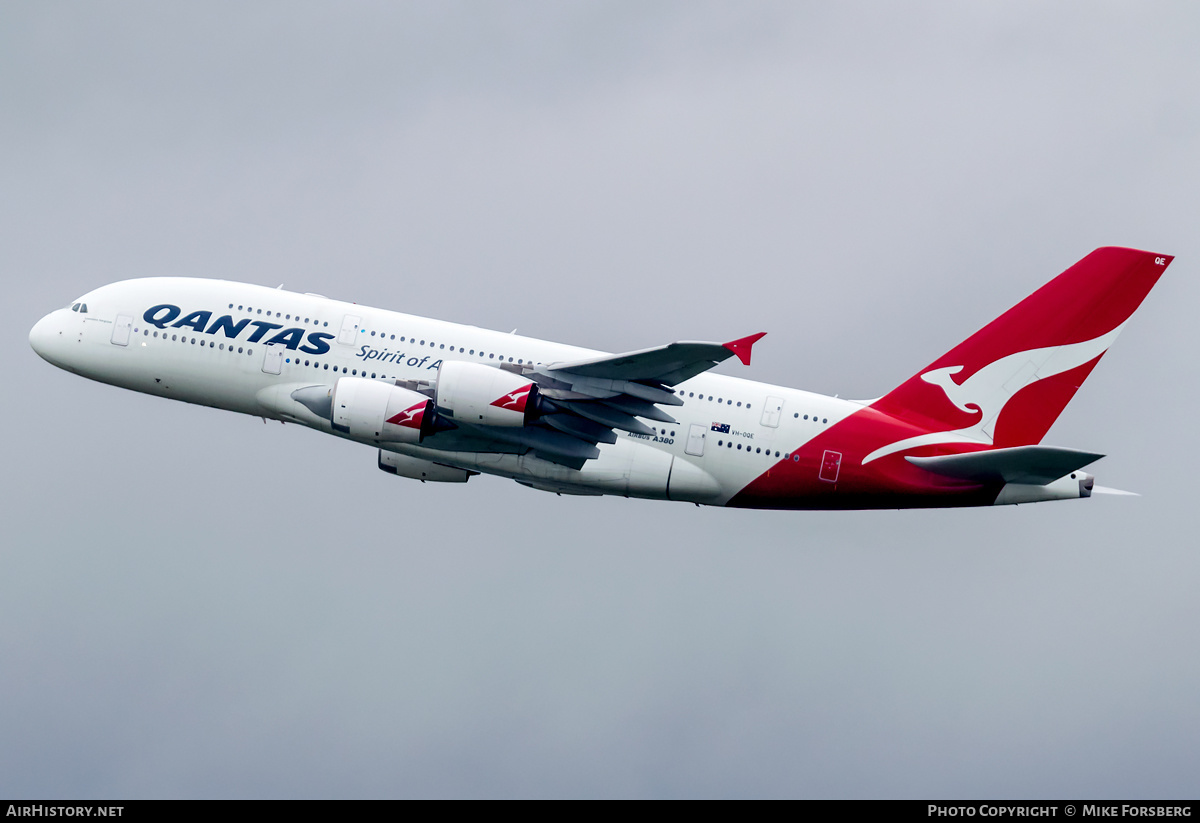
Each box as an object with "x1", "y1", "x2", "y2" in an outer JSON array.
[{"x1": 30, "y1": 277, "x2": 858, "y2": 506}]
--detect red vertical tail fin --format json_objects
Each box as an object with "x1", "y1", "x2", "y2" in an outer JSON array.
[{"x1": 869, "y1": 247, "x2": 1171, "y2": 455}]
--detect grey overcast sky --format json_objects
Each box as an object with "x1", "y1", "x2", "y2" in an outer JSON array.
[{"x1": 3, "y1": 1, "x2": 1199, "y2": 799}]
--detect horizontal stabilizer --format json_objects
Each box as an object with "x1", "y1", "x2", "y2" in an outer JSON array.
[{"x1": 907, "y1": 445, "x2": 1104, "y2": 485}]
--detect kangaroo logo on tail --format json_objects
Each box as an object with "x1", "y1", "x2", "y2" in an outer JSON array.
[{"x1": 863, "y1": 323, "x2": 1125, "y2": 464}]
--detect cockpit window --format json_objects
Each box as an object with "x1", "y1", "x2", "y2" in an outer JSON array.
[
  {"x1": 79, "y1": 303, "x2": 87, "y2": 313},
  {"x1": 71, "y1": 303, "x2": 80, "y2": 312}
]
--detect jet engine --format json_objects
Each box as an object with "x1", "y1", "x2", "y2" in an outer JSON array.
[
  {"x1": 378, "y1": 450, "x2": 476, "y2": 483},
  {"x1": 330, "y1": 377, "x2": 434, "y2": 442},
  {"x1": 435, "y1": 360, "x2": 540, "y2": 427}
]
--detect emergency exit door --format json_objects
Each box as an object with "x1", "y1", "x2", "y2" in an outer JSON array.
[
  {"x1": 819, "y1": 450, "x2": 842, "y2": 483},
  {"x1": 338, "y1": 314, "x2": 361, "y2": 345},
  {"x1": 262, "y1": 344, "x2": 284, "y2": 375},
  {"x1": 111, "y1": 314, "x2": 132, "y2": 346},
  {"x1": 760, "y1": 396, "x2": 784, "y2": 427}
]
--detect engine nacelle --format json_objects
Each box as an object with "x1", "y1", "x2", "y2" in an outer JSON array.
[
  {"x1": 378, "y1": 450, "x2": 475, "y2": 483},
  {"x1": 331, "y1": 377, "x2": 434, "y2": 442},
  {"x1": 435, "y1": 360, "x2": 539, "y2": 427}
]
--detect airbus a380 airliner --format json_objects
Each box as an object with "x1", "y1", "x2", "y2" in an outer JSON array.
[{"x1": 30, "y1": 247, "x2": 1171, "y2": 509}]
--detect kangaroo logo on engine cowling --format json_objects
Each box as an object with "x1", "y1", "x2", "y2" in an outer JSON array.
[
  {"x1": 491, "y1": 385, "x2": 532, "y2": 413},
  {"x1": 386, "y1": 402, "x2": 426, "y2": 429}
]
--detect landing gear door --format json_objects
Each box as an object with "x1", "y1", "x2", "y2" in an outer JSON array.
[
  {"x1": 111, "y1": 314, "x2": 132, "y2": 346},
  {"x1": 685, "y1": 423, "x2": 706, "y2": 457},
  {"x1": 338, "y1": 314, "x2": 362, "y2": 345},
  {"x1": 262, "y1": 343, "x2": 284, "y2": 375}
]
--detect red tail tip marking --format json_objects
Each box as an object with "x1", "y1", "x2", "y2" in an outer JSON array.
[{"x1": 724, "y1": 332, "x2": 767, "y2": 366}]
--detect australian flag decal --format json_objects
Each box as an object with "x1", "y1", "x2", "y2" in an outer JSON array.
[{"x1": 711, "y1": 422, "x2": 730, "y2": 433}]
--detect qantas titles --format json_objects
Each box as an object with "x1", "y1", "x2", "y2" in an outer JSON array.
[
  {"x1": 143, "y1": 304, "x2": 335, "y2": 355},
  {"x1": 143, "y1": 303, "x2": 453, "y2": 371}
]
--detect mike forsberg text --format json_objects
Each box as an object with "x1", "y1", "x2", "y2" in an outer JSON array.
[{"x1": 929, "y1": 808, "x2": 1192, "y2": 818}]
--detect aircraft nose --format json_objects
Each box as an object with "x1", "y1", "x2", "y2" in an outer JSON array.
[{"x1": 29, "y1": 311, "x2": 65, "y2": 365}]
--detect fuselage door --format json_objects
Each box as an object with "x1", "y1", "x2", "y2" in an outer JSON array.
[
  {"x1": 820, "y1": 449, "x2": 842, "y2": 483},
  {"x1": 685, "y1": 423, "x2": 706, "y2": 457},
  {"x1": 262, "y1": 343, "x2": 284, "y2": 375},
  {"x1": 338, "y1": 314, "x2": 362, "y2": 345},
  {"x1": 761, "y1": 396, "x2": 784, "y2": 428},
  {"x1": 111, "y1": 314, "x2": 132, "y2": 346}
]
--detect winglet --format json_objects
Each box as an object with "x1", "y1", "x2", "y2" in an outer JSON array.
[{"x1": 723, "y1": 332, "x2": 767, "y2": 366}]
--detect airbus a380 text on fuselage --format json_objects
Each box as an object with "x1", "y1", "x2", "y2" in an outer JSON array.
[{"x1": 30, "y1": 247, "x2": 1172, "y2": 509}]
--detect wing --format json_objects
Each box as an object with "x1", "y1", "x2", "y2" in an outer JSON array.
[
  {"x1": 545, "y1": 332, "x2": 767, "y2": 384},
  {"x1": 423, "y1": 332, "x2": 767, "y2": 469},
  {"x1": 287, "y1": 333, "x2": 767, "y2": 471}
]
